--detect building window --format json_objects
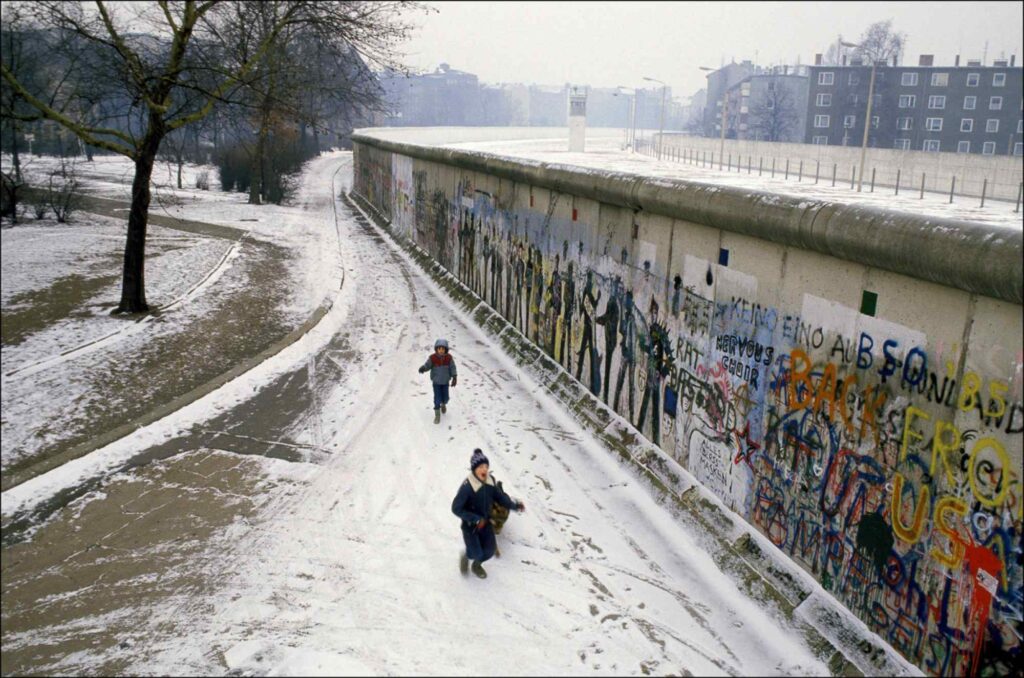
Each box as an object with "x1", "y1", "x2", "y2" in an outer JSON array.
[
  {"x1": 849, "y1": 72, "x2": 860, "y2": 86},
  {"x1": 982, "y1": 141, "x2": 996, "y2": 155},
  {"x1": 966, "y1": 73, "x2": 980, "y2": 87},
  {"x1": 814, "y1": 114, "x2": 830, "y2": 128},
  {"x1": 899, "y1": 94, "x2": 916, "y2": 108},
  {"x1": 986, "y1": 119, "x2": 999, "y2": 133},
  {"x1": 901, "y1": 72, "x2": 918, "y2": 86},
  {"x1": 816, "y1": 93, "x2": 832, "y2": 106},
  {"x1": 960, "y1": 118, "x2": 973, "y2": 132},
  {"x1": 818, "y1": 71, "x2": 834, "y2": 85},
  {"x1": 928, "y1": 95, "x2": 946, "y2": 109},
  {"x1": 923, "y1": 139, "x2": 941, "y2": 152},
  {"x1": 989, "y1": 96, "x2": 1003, "y2": 110},
  {"x1": 813, "y1": 135, "x2": 829, "y2": 144},
  {"x1": 872, "y1": 115, "x2": 880, "y2": 129},
  {"x1": 1014, "y1": 142, "x2": 1023, "y2": 156},
  {"x1": 993, "y1": 72, "x2": 1006, "y2": 87},
  {"x1": 931, "y1": 73, "x2": 949, "y2": 87},
  {"x1": 925, "y1": 117, "x2": 943, "y2": 131},
  {"x1": 894, "y1": 138, "x2": 911, "y2": 150},
  {"x1": 897, "y1": 117, "x2": 913, "y2": 130},
  {"x1": 843, "y1": 115, "x2": 855, "y2": 128},
  {"x1": 964, "y1": 96, "x2": 977, "y2": 110},
  {"x1": 957, "y1": 140, "x2": 971, "y2": 153}
]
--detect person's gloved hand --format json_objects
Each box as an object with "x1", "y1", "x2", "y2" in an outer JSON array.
[
  {"x1": 451, "y1": 376, "x2": 458, "y2": 387},
  {"x1": 475, "y1": 518, "x2": 487, "y2": 530},
  {"x1": 418, "y1": 366, "x2": 428, "y2": 373},
  {"x1": 516, "y1": 501, "x2": 526, "y2": 513}
]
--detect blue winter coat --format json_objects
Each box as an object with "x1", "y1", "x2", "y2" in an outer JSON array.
[{"x1": 451, "y1": 472, "x2": 517, "y2": 529}]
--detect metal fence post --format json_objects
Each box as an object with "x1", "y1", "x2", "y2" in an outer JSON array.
[
  {"x1": 798, "y1": 160, "x2": 803, "y2": 182},
  {"x1": 815, "y1": 160, "x2": 820, "y2": 184},
  {"x1": 850, "y1": 166, "x2": 855, "y2": 189},
  {"x1": 895, "y1": 169, "x2": 901, "y2": 195},
  {"x1": 980, "y1": 178, "x2": 987, "y2": 207},
  {"x1": 949, "y1": 176, "x2": 956, "y2": 203},
  {"x1": 920, "y1": 172, "x2": 925, "y2": 199},
  {"x1": 759, "y1": 157, "x2": 763, "y2": 176},
  {"x1": 1016, "y1": 181, "x2": 1022, "y2": 213},
  {"x1": 832, "y1": 163, "x2": 837, "y2": 187},
  {"x1": 784, "y1": 158, "x2": 790, "y2": 180},
  {"x1": 870, "y1": 168, "x2": 876, "y2": 192},
  {"x1": 771, "y1": 158, "x2": 776, "y2": 178}
]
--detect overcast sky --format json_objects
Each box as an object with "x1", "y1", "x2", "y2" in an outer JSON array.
[{"x1": 401, "y1": 1, "x2": 1024, "y2": 97}]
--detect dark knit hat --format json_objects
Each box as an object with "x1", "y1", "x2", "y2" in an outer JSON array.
[{"x1": 470, "y1": 448, "x2": 489, "y2": 472}]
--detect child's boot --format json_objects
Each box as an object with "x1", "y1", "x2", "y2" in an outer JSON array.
[
  {"x1": 441, "y1": 403, "x2": 447, "y2": 414},
  {"x1": 434, "y1": 408, "x2": 441, "y2": 424},
  {"x1": 471, "y1": 561, "x2": 487, "y2": 579}
]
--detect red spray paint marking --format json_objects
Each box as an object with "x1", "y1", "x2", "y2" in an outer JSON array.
[{"x1": 964, "y1": 540, "x2": 1002, "y2": 677}]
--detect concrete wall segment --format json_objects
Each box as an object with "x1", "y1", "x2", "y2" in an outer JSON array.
[{"x1": 352, "y1": 132, "x2": 1023, "y2": 304}]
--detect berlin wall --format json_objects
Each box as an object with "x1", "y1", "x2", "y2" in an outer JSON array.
[{"x1": 351, "y1": 130, "x2": 1023, "y2": 678}]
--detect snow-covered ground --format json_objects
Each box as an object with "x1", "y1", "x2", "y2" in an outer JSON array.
[
  {"x1": 0, "y1": 153, "x2": 345, "y2": 477},
  {"x1": 440, "y1": 135, "x2": 1024, "y2": 228},
  {"x1": 0, "y1": 152, "x2": 881, "y2": 676}
]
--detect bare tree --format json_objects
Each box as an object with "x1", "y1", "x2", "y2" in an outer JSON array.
[
  {"x1": 748, "y1": 83, "x2": 799, "y2": 142},
  {"x1": 853, "y1": 20, "x2": 905, "y2": 66},
  {"x1": 2, "y1": 1, "x2": 420, "y2": 314}
]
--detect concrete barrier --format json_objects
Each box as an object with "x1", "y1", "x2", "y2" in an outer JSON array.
[{"x1": 352, "y1": 129, "x2": 1023, "y2": 678}]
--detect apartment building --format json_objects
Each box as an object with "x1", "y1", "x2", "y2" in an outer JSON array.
[{"x1": 804, "y1": 54, "x2": 1023, "y2": 156}]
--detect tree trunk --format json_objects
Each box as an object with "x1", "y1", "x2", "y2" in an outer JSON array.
[
  {"x1": 248, "y1": 135, "x2": 263, "y2": 205},
  {"x1": 117, "y1": 136, "x2": 161, "y2": 314},
  {"x1": 177, "y1": 155, "x2": 183, "y2": 189},
  {"x1": 11, "y1": 124, "x2": 22, "y2": 185}
]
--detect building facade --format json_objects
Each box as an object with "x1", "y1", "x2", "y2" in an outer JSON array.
[
  {"x1": 722, "y1": 67, "x2": 809, "y2": 142},
  {"x1": 804, "y1": 55, "x2": 1023, "y2": 156}
]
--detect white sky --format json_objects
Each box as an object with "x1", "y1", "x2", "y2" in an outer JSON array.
[{"x1": 401, "y1": 1, "x2": 1024, "y2": 97}]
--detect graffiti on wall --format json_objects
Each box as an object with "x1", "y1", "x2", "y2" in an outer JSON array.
[{"x1": 356, "y1": 146, "x2": 1023, "y2": 678}]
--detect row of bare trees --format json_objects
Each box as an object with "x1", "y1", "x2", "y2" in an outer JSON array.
[{"x1": 2, "y1": 1, "x2": 423, "y2": 313}]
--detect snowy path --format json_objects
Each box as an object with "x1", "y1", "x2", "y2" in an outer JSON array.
[{"x1": 114, "y1": 154, "x2": 831, "y2": 676}]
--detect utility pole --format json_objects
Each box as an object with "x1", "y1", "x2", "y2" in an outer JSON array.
[
  {"x1": 720, "y1": 91, "x2": 728, "y2": 165},
  {"x1": 858, "y1": 60, "x2": 877, "y2": 192}
]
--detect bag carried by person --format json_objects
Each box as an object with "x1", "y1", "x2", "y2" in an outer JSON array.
[{"x1": 490, "y1": 476, "x2": 511, "y2": 534}]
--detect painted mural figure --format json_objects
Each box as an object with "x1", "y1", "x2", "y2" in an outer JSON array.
[
  {"x1": 513, "y1": 242, "x2": 525, "y2": 331},
  {"x1": 490, "y1": 226, "x2": 502, "y2": 310},
  {"x1": 671, "y1": 275, "x2": 683, "y2": 318},
  {"x1": 575, "y1": 268, "x2": 602, "y2": 395},
  {"x1": 560, "y1": 261, "x2": 576, "y2": 370},
  {"x1": 504, "y1": 232, "x2": 514, "y2": 319},
  {"x1": 524, "y1": 246, "x2": 535, "y2": 338},
  {"x1": 637, "y1": 297, "x2": 675, "y2": 445},
  {"x1": 596, "y1": 276, "x2": 621, "y2": 405},
  {"x1": 531, "y1": 248, "x2": 544, "y2": 345},
  {"x1": 614, "y1": 289, "x2": 637, "y2": 420},
  {"x1": 458, "y1": 212, "x2": 467, "y2": 285},
  {"x1": 547, "y1": 254, "x2": 563, "y2": 360}
]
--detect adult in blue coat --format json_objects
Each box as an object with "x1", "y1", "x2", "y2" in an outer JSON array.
[{"x1": 452, "y1": 449, "x2": 525, "y2": 579}]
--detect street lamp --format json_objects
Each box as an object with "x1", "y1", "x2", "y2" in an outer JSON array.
[
  {"x1": 841, "y1": 40, "x2": 876, "y2": 192},
  {"x1": 699, "y1": 66, "x2": 726, "y2": 167},
  {"x1": 615, "y1": 86, "x2": 638, "y2": 152},
  {"x1": 643, "y1": 76, "x2": 667, "y2": 160}
]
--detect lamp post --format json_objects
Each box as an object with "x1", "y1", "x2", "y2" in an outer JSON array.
[
  {"x1": 698, "y1": 66, "x2": 726, "y2": 166},
  {"x1": 643, "y1": 76, "x2": 667, "y2": 160},
  {"x1": 841, "y1": 40, "x2": 876, "y2": 192},
  {"x1": 615, "y1": 86, "x2": 638, "y2": 151}
]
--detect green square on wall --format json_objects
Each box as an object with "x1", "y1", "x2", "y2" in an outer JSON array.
[{"x1": 860, "y1": 290, "x2": 878, "y2": 317}]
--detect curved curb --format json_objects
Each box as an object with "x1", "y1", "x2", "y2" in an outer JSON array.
[{"x1": 1, "y1": 167, "x2": 350, "y2": 494}]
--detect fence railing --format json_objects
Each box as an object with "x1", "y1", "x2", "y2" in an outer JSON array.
[{"x1": 634, "y1": 138, "x2": 1023, "y2": 213}]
